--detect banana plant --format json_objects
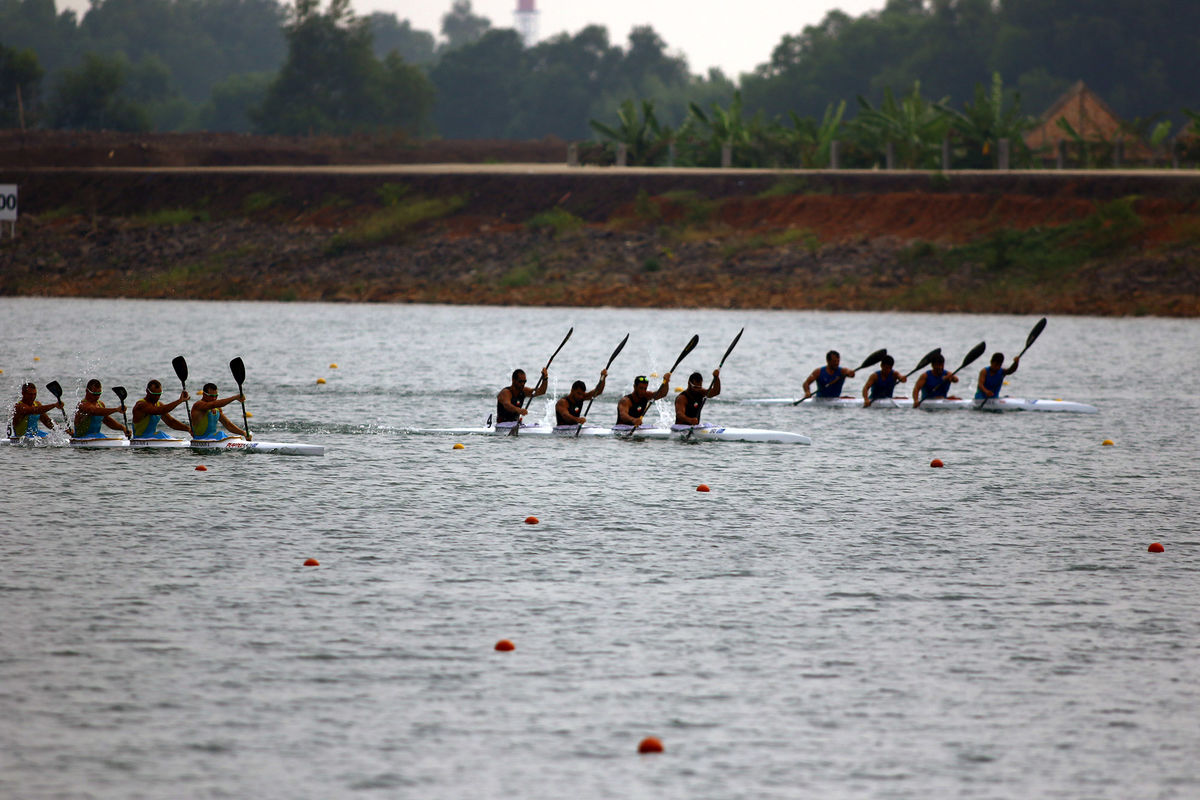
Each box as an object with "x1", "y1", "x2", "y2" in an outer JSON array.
[
  {"x1": 851, "y1": 81, "x2": 951, "y2": 169},
  {"x1": 588, "y1": 98, "x2": 671, "y2": 166},
  {"x1": 936, "y1": 73, "x2": 1034, "y2": 168},
  {"x1": 786, "y1": 100, "x2": 846, "y2": 168}
]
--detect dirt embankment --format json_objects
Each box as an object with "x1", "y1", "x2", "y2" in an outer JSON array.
[{"x1": 2, "y1": 132, "x2": 1199, "y2": 315}]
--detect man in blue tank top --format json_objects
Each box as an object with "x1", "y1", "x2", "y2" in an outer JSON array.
[
  {"x1": 861, "y1": 355, "x2": 906, "y2": 407},
  {"x1": 674, "y1": 370, "x2": 721, "y2": 426},
  {"x1": 10, "y1": 382, "x2": 63, "y2": 439},
  {"x1": 976, "y1": 352, "x2": 1019, "y2": 401},
  {"x1": 911, "y1": 352, "x2": 960, "y2": 407},
  {"x1": 554, "y1": 370, "x2": 607, "y2": 428},
  {"x1": 190, "y1": 382, "x2": 247, "y2": 440},
  {"x1": 616, "y1": 373, "x2": 672, "y2": 428},
  {"x1": 73, "y1": 379, "x2": 130, "y2": 439},
  {"x1": 802, "y1": 350, "x2": 857, "y2": 400},
  {"x1": 496, "y1": 367, "x2": 548, "y2": 428},
  {"x1": 132, "y1": 379, "x2": 191, "y2": 439}
]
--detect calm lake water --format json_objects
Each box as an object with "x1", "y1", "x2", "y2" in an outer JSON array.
[{"x1": 2, "y1": 297, "x2": 1198, "y2": 799}]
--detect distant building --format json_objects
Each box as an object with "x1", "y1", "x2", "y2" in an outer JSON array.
[
  {"x1": 1024, "y1": 80, "x2": 1150, "y2": 160},
  {"x1": 515, "y1": 0, "x2": 538, "y2": 48}
]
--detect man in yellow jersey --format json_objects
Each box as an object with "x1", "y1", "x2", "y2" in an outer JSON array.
[
  {"x1": 74, "y1": 379, "x2": 130, "y2": 439},
  {"x1": 131, "y1": 379, "x2": 190, "y2": 440},
  {"x1": 190, "y1": 382, "x2": 247, "y2": 440},
  {"x1": 10, "y1": 383, "x2": 63, "y2": 439}
]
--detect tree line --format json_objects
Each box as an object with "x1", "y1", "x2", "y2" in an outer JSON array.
[{"x1": 2, "y1": 0, "x2": 1199, "y2": 150}]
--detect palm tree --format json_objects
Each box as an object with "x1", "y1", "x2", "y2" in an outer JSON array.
[
  {"x1": 936, "y1": 73, "x2": 1034, "y2": 168},
  {"x1": 851, "y1": 82, "x2": 950, "y2": 169},
  {"x1": 589, "y1": 99, "x2": 671, "y2": 166}
]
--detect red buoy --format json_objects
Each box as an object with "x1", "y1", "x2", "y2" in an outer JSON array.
[
  {"x1": 638, "y1": 736, "x2": 664, "y2": 754},
  {"x1": 930, "y1": 459, "x2": 944, "y2": 468},
  {"x1": 1148, "y1": 542, "x2": 1165, "y2": 553},
  {"x1": 303, "y1": 558, "x2": 320, "y2": 566},
  {"x1": 696, "y1": 484, "x2": 710, "y2": 492},
  {"x1": 525, "y1": 516, "x2": 539, "y2": 525},
  {"x1": 195, "y1": 465, "x2": 207, "y2": 471},
  {"x1": 494, "y1": 639, "x2": 515, "y2": 651}
]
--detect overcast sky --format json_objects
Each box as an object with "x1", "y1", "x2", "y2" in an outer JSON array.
[{"x1": 381, "y1": 0, "x2": 884, "y2": 77}]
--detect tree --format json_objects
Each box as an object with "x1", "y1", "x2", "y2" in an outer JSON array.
[
  {"x1": 0, "y1": 42, "x2": 43, "y2": 128},
  {"x1": 368, "y1": 13, "x2": 435, "y2": 65},
  {"x1": 936, "y1": 73, "x2": 1034, "y2": 168},
  {"x1": 440, "y1": 0, "x2": 489, "y2": 52},
  {"x1": 588, "y1": 99, "x2": 671, "y2": 165},
  {"x1": 429, "y1": 28, "x2": 524, "y2": 138},
  {"x1": 850, "y1": 82, "x2": 950, "y2": 168},
  {"x1": 194, "y1": 71, "x2": 272, "y2": 132},
  {"x1": 47, "y1": 51, "x2": 150, "y2": 131}
]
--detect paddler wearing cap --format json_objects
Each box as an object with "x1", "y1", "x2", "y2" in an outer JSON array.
[
  {"x1": 554, "y1": 370, "x2": 607, "y2": 428},
  {"x1": 496, "y1": 367, "x2": 549, "y2": 428},
  {"x1": 191, "y1": 382, "x2": 247, "y2": 440},
  {"x1": 73, "y1": 379, "x2": 130, "y2": 439},
  {"x1": 674, "y1": 370, "x2": 720, "y2": 426},
  {"x1": 132, "y1": 379, "x2": 190, "y2": 439},
  {"x1": 616, "y1": 372, "x2": 672, "y2": 428},
  {"x1": 10, "y1": 382, "x2": 63, "y2": 439}
]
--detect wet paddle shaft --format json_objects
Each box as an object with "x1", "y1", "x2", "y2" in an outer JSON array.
[
  {"x1": 685, "y1": 328, "x2": 743, "y2": 438},
  {"x1": 575, "y1": 333, "x2": 629, "y2": 437},
  {"x1": 981, "y1": 318, "x2": 1045, "y2": 407},
  {"x1": 513, "y1": 328, "x2": 573, "y2": 436}
]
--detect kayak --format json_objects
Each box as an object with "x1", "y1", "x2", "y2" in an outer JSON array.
[
  {"x1": 408, "y1": 422, "x2": 812, "y2": 445},
  {"x1": 740, "y1": 396, "x2": 1098, "y2": 413},
  {"x1": 6, "y1": 436, "x2": 324, "y2": 455}
]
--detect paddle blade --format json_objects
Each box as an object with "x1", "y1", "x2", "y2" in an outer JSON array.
[
  {"x1": 718, "y1": 327, "x2": 744, "y2": 369},
  {"x1": 229, "y1": 357, "x2": 246, "y2": 387},
  {"x1": 46, "y1": 380, "x2": 63, "y2": 400},
  {"x1": 855, "y1": 348, "x2": 888, "y2": 372},
  {"x1": 112, "y1": 386, "x2": 128, "y2": 403},
  {"x1": 544, "y1": 327, "x2": 574, "y2": 369},
  {"x1": 607, "y1": 333, "x2": 630, "y2": 367},
  {"x1": 172, "y1": 355, "x2": 188, "y2": 383},
  {"x1": 954, "y1": 341, "x2": 987, "y2": 375},
  {"x1": 669, "y1": 334, "x2": 700, "y2": 374},
  {"x1": 906, "y1": 347, "x2": 941, "y2": 378},
  {"x1": 1024, "y1": 317, "x2": 1047, "y2": 349}
]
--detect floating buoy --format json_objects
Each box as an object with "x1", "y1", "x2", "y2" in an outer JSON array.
[
  {"x1": 33, "y1": 357, "x2": 40, "y2": 362},
  {"x1": 638, "y1": 737, "x2": 664, "y2": 754},
  {"x1": 1148, "y1": 542, "x2": 1165, "y2": 553},
  {"x1": 1101, "y1": 439, "x2": 1114, "y2": 446},
  {"x1": 304, "y1": 557, "x2": 320, "y2": 566},
  {"x1": 316, "y1": 377, "x2": 326, "y2": 385},
  {"x1": 674, "y1": 386, "x2": 684, "y2": 392},
  {"x1": 245, "y1": 412, "x2": 253, "y2": 418},
  {"x1": 930, "y1": 459, "x2": 944, "y2": 468},
  {"x1": 494, "y1": 639, "x2": 515, "y2": 651},
  {"x1": 329, "y1": 363, "x2": 338, "y2": 369},
  {"x1": 650, "y1": 372, "x2": 658, "y2": 378},
  {"x1": 525, "y1": 516, "x2": 539, "y2": 525},
  {"x1": 453, "y1": 443, "x2": 465, "y2": 450},
  {"x1": 195, "y1": 465, "x2": 207, "y2": 471},
  {"x1": 696, "y1": 484, "x2": 710, "y2": 492}
]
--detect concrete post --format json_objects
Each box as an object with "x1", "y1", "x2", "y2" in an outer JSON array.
[
  {"x1": 616, "y1": 144, "x2": 627, "y2": 167},
  {"x1": 885, "y1": 142, "x2": 895, "y2": 170},
  {"x1": 721, "y1": 142, "x2": 732, "y2": 169},
  {"x1": 941, "y1": 138, "x2": 951, "y2": 171},
  {"x1": 1056, "y1": 140, "x2": 1066, "y2": 170},
  {"x1": 567, "y1": 143, "x2": 578, "y2": 167},
  {"x1": 998, "y1": 138, "x2": 1011, "y2": 171},
  {"x1": 668, "y1": 142, "x2": 676, "y2": 167},
  {"x1": 1172, "y1": 140, "x2": 1179, "y2": 169},
  {"x1": 1113, "y1": 138, "x2": 1123, "y2": 168},
  {"x1": 830, "y1": 140, "x2": 840, "y2": 170}
]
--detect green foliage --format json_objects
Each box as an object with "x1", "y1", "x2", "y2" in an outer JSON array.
[
  {"x1": 47, "y1": 52, "x2": 150, "y2": 131},
  {"x1": 499, "y1": 260, "x2": 539, "y2": 288},
  {"x1": 196, "y1": 71, "x2": 273, "y2": 132},
  {"x1": 0, "y1": 43, "x2": 44, "y2": 128},
  {"x1": 242, "y1": 191, "x2": 285, "y2": 213},
  {"x1": 526, "y1": 207, "x2": 583, "y2": 236},
  {"x1": 375, "y1": 183, "x2": 411, "y2": 206},
  {"x1": 325, "y1": 195, "x2": 465, "y2": 253},
  {"x1": 936, "y1": 73, "x2": 1035, "y2": 168},
  {"x1": 130, "y1": 207, "x2": 210, "y2": 225},
  {"x1": 589, "y1": 99, "x2": 671, "y2": 166},
  {"x1": 851, "y1": 82, "x2": 950, "y2": 169},
  {"x1": 440, "y1": 0, "x2": 490, "y2": 52}
]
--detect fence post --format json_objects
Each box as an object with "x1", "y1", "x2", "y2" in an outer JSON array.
[
  {"x1": 1056, "y1": 140, "x2": 1066, "y2": 170},
  {"x1": 567, "y1": 143, "x2": 578, "y2": 167},
  {"x1": 830, "y1": 140, "x2": 840, "y2": 170},
  {"x1": 721, "y1": 142, "x2": 732, "y2": 168},
  {"x1": 1113, "y1": 138, "x2": 1123, "y2": 168},
  {"x1": 1172, "y1": 139, "x2": 1179, "y2": 169},
  {"x1": 885, "y1": 142, "x2": 895, "y2": 170},
  {"x1": 616, "y1": 144, "x2": 627, "y2": 167},
  {"x1": 998, "y1": 138, "x2": 1010, "y2": 171},
  {"x1": 668, "y1": 142, "x2": 676, "y2": 167},
  {"x1": 941, "y1": 138, "x2": 951, "y2": 171}
]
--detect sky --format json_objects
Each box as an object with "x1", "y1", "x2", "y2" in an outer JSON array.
[{"x1": 381, "y1": 0, "x2": 885, "y2": 77}]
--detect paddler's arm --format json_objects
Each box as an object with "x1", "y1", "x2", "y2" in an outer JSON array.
[
  {"x1": 1006, "y1": 355, "x2": 1020, "y2": 375},
  {"x1": 102, "y1": 415, "x2": 129, "y2": 434},
  {"x1": 161, "y1": 411, "x2": 192, "y2": 432},
  {"x1": 861, "y1": 373, "x2": 877, "y2": 407},
  {"x1": 674, "y1": 391, "x2": 697, "y2": 425},
  {"x1": 802, "y1": 368, "x2": 820, "y2": 397},
  {"x1": 616, "y1": 395, "x2": 637, "y2": 426},
  {"x1": 39, "y1": 412, "x2": 56, "y2": 429},
  {"x1": 649, "y1": 372, "x2": 672, "y2": 400},
  {"x1": 527, "y1": 367, "x2": 549, "y2": 398},
  {"x1": 586, "y1": 370, "x2": 608, "y2": 399},
  {"x1": 843, "y1": 367, "x2": 857, "y2": 378},
  {"x1": 555, "y1": 396, "x2": 581, "y2": 425},
  {"x1": 976, "y1": 367, "x2": 992, "y2": 397},
  {"x1": 706, "y1": 369, "x2": 721, "y2": 398},
  {"x1": 217, "y1": 411, "x2": 247, "y2": 438},
  {"x1": 497, "y1": 387, "x2": 528, "y2": 417},
  {"x1": 911, "y1": 373, "x2": 926, "y2": 407},
  {"x1": 161, "y1": 391, "x2": 189, "y2": 413}
]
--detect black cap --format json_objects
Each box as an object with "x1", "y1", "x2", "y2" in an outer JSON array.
[{"x1": 634, "y1": 375, "x2": 649, "y2": 384}]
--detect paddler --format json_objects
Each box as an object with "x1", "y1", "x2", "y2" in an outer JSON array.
[
  {"x1": 132, "y1": 379, "x2": 190, "y2": 439},
  {"x1": 976, "y1": 352, "x2": 1019, "y2": 401},
  {"x1": 802, "y1": 350, "x2": 856, "y2": 400},
  {"x1": 616, "y1": 372, "x2": 672, "y2": 429},
  {"x1": 911, "y1": 352, "x2": 960, "y2": 408},
  {"x1": 9, "y1": 382, "x2": 63, "y2": 439},
  {"x1": 191, "y1": 382, "x2": 247, "y2": 440},
  {"x1": 496, "y1": 367, "x2": 548, "y2": 428},
  {"x1": 674, "y1": 370, "x2": 720, "y2": 426},
  {"x1": 73, "y1": 379, "x2": 130, "y2": 439},
  {"x1": 861, "y1": 355, "x2": 906, "y2": 407},
  {"x1": 554, "y1": 370, "x2": 607, "y2": 428}
]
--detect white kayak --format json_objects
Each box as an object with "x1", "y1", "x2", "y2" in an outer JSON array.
[
  {"x1": 740, "y1": 396, "x2": 1098, "y2": 413},
  {"x1": 409, "y1": 422, "x2": 811, "y2": 445},
  {"x1": 6, "y1": 436, "x2": 324, "y2": 455}
]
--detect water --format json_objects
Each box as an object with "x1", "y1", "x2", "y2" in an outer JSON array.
[{"x1": 1, "y1": 298, "x2": 1198, "y2": 799}]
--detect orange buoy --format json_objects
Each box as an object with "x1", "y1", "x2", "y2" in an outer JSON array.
[
  {"x1": 316, "y1": 377, "x2": 326, "y2": 385},
  {"x1": 1148, "y1": 542, "x2": 1165, "y2": 553},
  {"x1": 494, "y1": 639, "x2": 515, "y2": 651},
  {"x1": 930, "y1": 459, "x2": 944, "y2": 468},
  {"x1": 638, "y1": 736, "x2": 664, "y2": 754},
  {"x1": 696, "y1": 484, "x2": 710, "y2": 492},
  {"x1": 304, "y1": 557, "x2": 320, "y2": 566},
  {"x1": 1101, "y1": 439, "x2": 1114, "y2": 446},
  {"x1": 329, "y1": 363, "x2": 339, "y2": 369},
  {"x1": 195, "y1": 465, "x2": 207, "y2": 471},
  {"x1": 453, "y1": 443, "x2": 465, "y2": 450},
  {"x1": 525, "y1": 516, "x2": 539, "y2": 525}
]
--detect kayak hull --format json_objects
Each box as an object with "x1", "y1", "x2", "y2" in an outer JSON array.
[
  {"x1": 189, "y1": 438, "x2": 325, "y2": 456},
  {"x1": 6, "y1": 436, "x2": 323, "y2": 454},
  {"x1": 410, "y1": 424, "x2": 811, "y2": 444},
  {"x1": 741, "y1": 396, "x2": 1098, "y2": 413}
]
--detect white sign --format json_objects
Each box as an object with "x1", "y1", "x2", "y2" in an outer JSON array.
[{"x1": 0, "y1": 184, "x2": 16, "y2": 222}]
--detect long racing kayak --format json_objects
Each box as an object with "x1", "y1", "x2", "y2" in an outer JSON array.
[
  {"x1": 6, "y1": 436, "x2": 325, "y2": 455},
  {"x1": 740, "y1": 396, "x2": 1098, "y2": 413},
  {"x1": 409, "y1": 423, "x2": 811, "y2": 445}
]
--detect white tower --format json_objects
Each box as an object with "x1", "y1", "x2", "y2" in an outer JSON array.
[{"x1": 515, "y1": 0, "x2": 539, "y2": 48}]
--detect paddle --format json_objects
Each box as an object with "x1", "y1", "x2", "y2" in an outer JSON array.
[
  {"x1": 904, "y1": 348, "x2": 942, "y2": 379},
  {"x1": 684, "y1": 328, "x2": 743, "y2": 439},
  {"x1": 623, "y1": 334, "x2": 699, "y2": 438},
  {"x1": 512, "y1": 327, "x2": 573, "y2": 437},
  {"x1": 229, "y1": 359, "x2": 250, "y2": 441},
  {"x1": 575, "y1": 332, "x2": 629, "y2": 437},
  {"x1": 45, "y1": 380, "x2": 71, "y2": 433},
  {"x1": 172, "y1": 355, "x2": 191, "y2": 427},
  {"x1": 980, "y1": 318, "x2": 1045, "y2": 408},
  {"x1": 794, "y1": 348, "x2": 888, "y2": 404},
  {"x1": 112, "y1": 386, "x2": 131, "y2": 439},
  {"x1": 915, "y1": 341, "x2": 986, "y2": 408}
]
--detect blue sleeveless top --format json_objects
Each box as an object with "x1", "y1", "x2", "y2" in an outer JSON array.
[
  {"x1": 921, "y1": 369, "x2": 951, "y2": 399},
  {"x1": 816, "y1": 366, "x2": 845, "y2": 398},
  {"x1": 869, "y1": 370, "x2": 899, "y2": 400},
  {"x1": 12, "y1": 411, "x2": 48, "y2": 438},
  {"x1": 192, "y1": 408, "x2": 231, "y2": 440},
  {"x1": 976, "y1": 366, "x2": 1006, "y2": 399}
]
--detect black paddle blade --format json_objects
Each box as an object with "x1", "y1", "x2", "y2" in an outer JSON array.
[
  {"x1": 954, "y1": 341, "x2": 987, "y2": 374},
  {"x1": 46, "y1": 380, "x2": 63, "y2": 400},
  {"x1": 856, "y1": 348, "x2": 888, "y2": 371},
  {"x1": 229, "y1": 357, "x2": 246, "y2": 387},
  {"x1": 669, "y1": 334, "x2": 701, "y2": 374},
  {"x1": 1025, "y1": 317, "x2": 1047, "y2": 349},
  {"x1": 172, "y1": 355, "x2": 188, "y2": 383},
  {"x1": 112, "y1": 386, "x2": 128, "y2": 403},
  {"x1": 607, "y1": 333, "x2": 630, "y2": 368},
  {"x1": 544, "y1": 328, "x2": 574, "y2": 369},
  {"x1": 718, "y1": 328, "x2": 745, "y2": 369},
  {"x1": 906, "y1": 347, "x2": 942, "y2": 378}
]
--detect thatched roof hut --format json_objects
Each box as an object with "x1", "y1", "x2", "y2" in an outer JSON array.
[{"x1": 1024, "y1": 81, "x2": 1149, "y2": 158}]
